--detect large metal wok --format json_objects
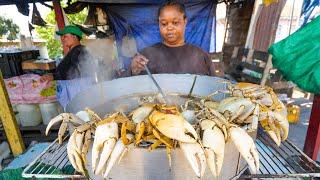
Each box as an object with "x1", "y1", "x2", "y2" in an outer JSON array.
[{"x1": 65, "y1": 74, "x2": 252, "y2": 180}]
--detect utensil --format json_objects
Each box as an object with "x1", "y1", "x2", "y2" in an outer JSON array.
[{"x1": 143, "y1": 64, "x2": 168, "y2": 103}]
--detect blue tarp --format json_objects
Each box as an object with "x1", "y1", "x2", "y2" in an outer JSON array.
[
  {"x1": 301, "y1": 0, "x2": 320, "y2": 25},
  {"x1": 56, "y1": 78, "x2": 96, "y2": 110},
  {"x1": 105, "y1": 1, "x2": 216, "y2": 69},
  {"x1": 57, "y1": 1, "x2": 216, "y2": 108}
]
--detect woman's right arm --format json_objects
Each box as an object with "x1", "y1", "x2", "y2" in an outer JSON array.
[
  {"x1": 120, "y1": 53, "x2": 149, "y2": 77},
  {"x1": 131, "y1": 53, "x2": 149, "y2": 75}
]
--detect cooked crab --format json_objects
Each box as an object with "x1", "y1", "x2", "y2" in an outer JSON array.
[
  {"x1": 200, "y1": 119, "x2": 225, "y2": 178},
  {"x1": 149, "y1": 108, "x2": 198, "y2": 143},
  {"x1": 46, "y1": 108, "x2": 101, "y2": 144},
  {"x1": 206, "y1": 108, "x2": 260, "y2": 174}
]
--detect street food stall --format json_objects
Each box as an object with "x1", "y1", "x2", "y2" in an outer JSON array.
[{"x1": 0, "y1": 0, "x2": 320, "y2": 179}]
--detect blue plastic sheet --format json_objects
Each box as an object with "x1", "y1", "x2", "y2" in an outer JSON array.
[
  {"x1": 301, "y1": 0, "x2": 320, "y2": 25},
  {"x1": 56, "y1": 78, "x2": 96, "y2": 110},
  {"x1": 105, "y1": 1, "x2": 216, "y2": 69}
]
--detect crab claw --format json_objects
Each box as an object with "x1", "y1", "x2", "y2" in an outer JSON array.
[
  {"x1": 217, "y1": 97, "x2": 255, "y2": 122},
  {"x1": 229, "y1": 126, "x2": 259, "y2": 174},
  {"x1": 202, "y1": 127, "x2": 225, "y2": 178},
  {"x1": 179, "y1": 142, "x2": 206, "y2": 178},
  {"x1": 260, "y1": 110, "x2": 289, "y2": 145},
  {"x1": 149, "y1": 111, "x2": 198, "y2": 143},
  {"x1": 92, "y1": 121, "x2": 118, "y2": 175},
  {"x1": 103, "y1": 134, "x2": 134, "y2": 178},
  {"x1": 130, "y1": 105, "x2": 154, "y2": 123},
  {"x1": 67, "y1": 130, "x2": 86, "y2": 174},
  {"x1": 270, "y1": 111, "x2": 289, "y2": 141},
  {"x1": 46, "y1": 113, "x2": 84, "y2": 144}
]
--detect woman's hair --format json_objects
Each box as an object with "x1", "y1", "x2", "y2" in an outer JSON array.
[{"x1": 158, "y1": 1, "x2": 187, "y2": 19}]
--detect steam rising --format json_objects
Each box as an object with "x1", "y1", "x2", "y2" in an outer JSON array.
[{"x1": 77, "y1": 37, "x2": 119, "y2": 83}]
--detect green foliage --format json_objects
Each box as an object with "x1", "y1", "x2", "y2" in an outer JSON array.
[
  {"x1": 0, "y1": 16, "x2": 20, "y2": 40},
  {"x1": 35, "y1": 2, "x2": 87, "y2": 58}
]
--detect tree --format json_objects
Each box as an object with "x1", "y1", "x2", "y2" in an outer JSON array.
[
  {"x1": 0, "y1": 16, "x2": 19, "y2": 40},
  {"x1": 36, "y1": 3, "x2": 87, "y2": 58}
]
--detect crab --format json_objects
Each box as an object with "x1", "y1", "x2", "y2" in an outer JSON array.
[
  {"x1": 217, "y1": 84, "x2": 289, "y2": 146},
  {"x1": 66, "y1": 121, "x2": 95, "y2": 178},
  {"x1": 103, "y1": 134, "x2": 134, "y2": 178},
  {"x1": 259, "y1": 104, "x2": 289, "y2": 146},
  {"x1": 200, "y1": 119, "x2": 225, "y2": 178},
  {"x1": 92, "y1": 120, "x2": 119, "y2": 175},
  {"x1": 148, "y1": 107, "x2": 198, "y2": 143},
  {"x1": 179, "y1": 142, "x2": 207, "y2": 178},
  {"x1": 129, "y1": 104, "x2": 155, "y2": 145},
  {"x1": 147, "y1": 105, "x2": 207, "y2": 176},
  {"x1": 226, "y1": 82, "x2": 283, "y2": 111},
  {"x1": 217, "y1": 97, "x2": 260, "y2": 131},
  {"x1": 45, "y1": 113, "x2": 84, "y2": 144},
  {"x1": 203, "y1": 108, "x2": 260, "y2": 174},
  {"x1": 45, "y1": 108, "x2": 101, "y2": 144}
]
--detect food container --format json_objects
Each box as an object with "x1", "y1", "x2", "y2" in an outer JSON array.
[
  {"x1": 287, "y1": 104, "x2": 300, "y2": 123},
  {"x1": 16, "y1": 104, "x2": 42, "y2": 127},
  {"x1": 39, "y1": 102, "x2": 59, "y2": 125},
  {"x1": 66, "y1": 74, "x2": 255, "y2": 180}
]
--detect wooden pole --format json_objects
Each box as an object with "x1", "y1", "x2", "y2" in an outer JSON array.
[
  {"x1": 303, "y1": 95, "x2": 320, "y2": 160},
  {"x1": 245, "y1": 0, "x2": 263, "y2": 48},
  {"x1": 260, "y1": 55, "x2": 272, "y2": 85},
  {"x1": 53, "y1": 0, "x2": 65, "y2": 31},
  {"x1": 0, "y1": 71, "x2": 25, "y2": 156},
  {"x1": 52, "y1": 0, "x2": 67, "y2": 55}
]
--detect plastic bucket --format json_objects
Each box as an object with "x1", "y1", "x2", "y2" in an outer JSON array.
[
  {"x1": 39, "y1": 102, "x2": 59, "y2": 125},
  {"x1": 16, "y1": 104, "x2": 42, "y2": 127},
  {"x1": 287, "y1": 104, "x2": 300, "y2": 123},
  {"x1": 12, "y1": 105, "x2": 21, "y2": 125}
]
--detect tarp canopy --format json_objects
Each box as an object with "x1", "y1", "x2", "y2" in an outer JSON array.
[
  {"x1": 104, "y1": 1, "x2": 216, "y2": 69},
  {"x1": 78, "y1": 0, "x2": 212, "y2": 3},
  {"x1": 301, "y1": 0, "x2": 320, "y2": 25},
  {"x1": 0, "y1": 0, "x2": 51, "y2": 5}
]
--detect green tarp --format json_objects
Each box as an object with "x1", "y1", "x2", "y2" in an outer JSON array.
[
  {"x1": 0, "y1": 163, "x2": 74, "y2": 180},
  {"x1": 268, "y1": 16, "x2": 320, "y2": 94}
]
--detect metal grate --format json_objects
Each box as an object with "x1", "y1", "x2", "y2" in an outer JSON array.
[
  {"x1": 22, "y1": 130, "x2": 320, "y2": 179},
  {"x1": 22, "y1": 137, "x2": 84, "y2": 179},
  {"x1": 240, "y1": 128, "x2": 320, "y2": 179}
]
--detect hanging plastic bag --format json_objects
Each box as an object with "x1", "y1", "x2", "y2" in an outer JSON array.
[
  {"x1": 268, "y1": 16, "x2": 320, "y2": 94},
  {"x1": 121, "y1": 25, "x2": 137, "y2": 57}
]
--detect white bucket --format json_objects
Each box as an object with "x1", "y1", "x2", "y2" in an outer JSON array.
[
  {"x1": 39, "y1": 102, "x2": 59, "y2": 125},
  {"x1": 12, "y1": 105, "x2": 21, "y2": 126},
  {"x1": 16, "y1": 104, "x2": 42, "y2": 127}
]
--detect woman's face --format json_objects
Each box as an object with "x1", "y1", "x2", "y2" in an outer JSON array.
[{"x1": 159, "y1": 6, "x2": 187, "y2": 47}]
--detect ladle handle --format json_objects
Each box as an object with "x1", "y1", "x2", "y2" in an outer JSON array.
[{"x1": 143, "y1": 64, "x2": 168, "y2": 104}]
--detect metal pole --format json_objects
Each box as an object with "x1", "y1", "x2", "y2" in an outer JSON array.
[
  {"x1": 0, "y1": 71, "x2": 25, "y2": 156},
  {"x1": 303, "y1": 95, "x2": 320, "y2": 160},
  {"x1": 288, "y1": 0, "x2": 296, "y2": 35}
]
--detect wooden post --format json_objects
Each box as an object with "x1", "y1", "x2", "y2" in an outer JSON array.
[
  {"x1": 260, "y1": 55, "x2": 272, "y2": 86},
  {"x1": 0, "y1": 71, "x2": 25, "y2": 156},
  {"x1": 52, "y1": 0, "x2": 67, "y2": 55},
  {"x1": 303, "y1": 95, "x2": 320, "y2": 160},
  {"x1": 245, "y1": 0, "x2": 263, "y2": 48},
  {"x1": 53, "y1": 0, "x2": 65, "y2": 31}
]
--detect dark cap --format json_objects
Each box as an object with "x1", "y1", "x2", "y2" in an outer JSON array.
[{"x1": 56, "y1": 25, "x2": 83, "y2": 39}]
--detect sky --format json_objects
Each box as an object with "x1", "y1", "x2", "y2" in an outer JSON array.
[{"x1": 0, "y1": 3, "x2": 52, "y2": 37}]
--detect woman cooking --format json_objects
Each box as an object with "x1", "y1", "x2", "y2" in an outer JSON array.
[{"x1": 124, "y1": 1, "x2": 215, "y2": 76}]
